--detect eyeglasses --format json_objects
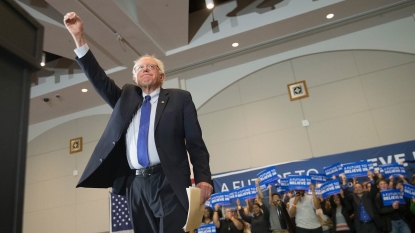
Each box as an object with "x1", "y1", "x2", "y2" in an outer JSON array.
[{"x1": 134, "y1": 64, "x2": 159, "y2": 72}]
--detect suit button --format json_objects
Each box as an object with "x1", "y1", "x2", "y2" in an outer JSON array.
[
  {"x1": 100, "y1": 159, "x2": 103, "y2": 162},
  {"x1": 112, "y1": 142, "x2": 115, "y2": 145}
]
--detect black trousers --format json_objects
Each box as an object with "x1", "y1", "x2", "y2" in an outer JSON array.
[{"x1": 125, "y1": 170, "x2": 188, "y2": 233}]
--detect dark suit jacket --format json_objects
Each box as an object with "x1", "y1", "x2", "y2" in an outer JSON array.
[
  {"x1": 75, "y1": 50, "x2": 212, "y2": 210},
  {"x1": 375, "y1": 192, "x2": 409, "y2": 232},
  {"x1": 344, "y1": 181, "x2": 382, "y2": 231}
]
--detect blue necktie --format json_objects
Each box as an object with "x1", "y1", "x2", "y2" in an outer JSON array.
[{"x1": 137, "y1": 95, "x2": 151, "y2": 167}]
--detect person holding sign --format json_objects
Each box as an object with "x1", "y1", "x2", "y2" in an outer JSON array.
[
  {"x1": 341, "y1": 172, "x2": 382, "y2": 233},
  {"x1": 256, "y1": 178, "x2": 293, "y2": 233},
  {"x1": 288, "y1": 184, "x2": 322, "y2": 233},
  {"x1": 213, "y1": 204, "x2": 244, "y2": 233},
  {"x1": 374, "y1": 178, "x2": 411, "y2": 233},
  {"x1": 237, "y1": 197, "x2": 270, "y2": 233},
  {"x1": 323, "y1": 192, "x2": 354, "y2": 233}
]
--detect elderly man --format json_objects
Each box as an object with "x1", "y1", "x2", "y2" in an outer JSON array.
[{"x1": 63, "y1": 12, "x2": 213, "y2": 233}]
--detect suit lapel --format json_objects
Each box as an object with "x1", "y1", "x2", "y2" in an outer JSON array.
[
  {"x1": 121, "y1": 86, "x2": 143, "y2": 132},
  {"x1": 155, "y1": 88, "x2": 169, "y2": 130}
]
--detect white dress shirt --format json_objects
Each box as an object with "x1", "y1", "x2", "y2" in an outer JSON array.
[{"x1": 74, "y1": 44, "x2": 161, "y2": 169}]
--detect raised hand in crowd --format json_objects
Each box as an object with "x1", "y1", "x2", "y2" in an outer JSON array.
[
  {"x1": 255, "y1": 178, "x2": 265, "y2": 200},
  {"x1": 373, "y1": 169, "x2": 381, "y2": 179},
  {"x1": 398, "y1": 174, "x2": 408, "y2": 183}
]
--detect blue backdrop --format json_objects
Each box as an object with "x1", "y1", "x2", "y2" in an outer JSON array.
[{"x1": 212, "y1": 140, "x2": 415, "y2": 193}]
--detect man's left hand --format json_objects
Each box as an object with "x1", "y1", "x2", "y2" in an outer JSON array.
[{"x1": 196, "y1": 182, "x2": 213, "y2": 205}]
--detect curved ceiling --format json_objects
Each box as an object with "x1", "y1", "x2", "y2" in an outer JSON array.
[{"x1": 17, "y1": 0, "x2": 413, "y2": 124}]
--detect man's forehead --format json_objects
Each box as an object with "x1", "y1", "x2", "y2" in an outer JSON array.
[{"x1": 137, "y1": 57, "x2": 156, "y2": 64}]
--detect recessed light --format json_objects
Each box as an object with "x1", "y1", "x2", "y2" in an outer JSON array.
[
  {"x1": 326, "y1": 13, "x2": 334, "y2": 19},
  {"x1": 206, "y1": 0, "x2": 214, "y2": 9},
  {"x1": 40, "y1": 62, "x2": 45, "y2": 66},
  {"x1": 232, "y1": 43, "x2": 239, "y2": 47},
  {"x1": 82, "y1": 89, "x2": 88, "y2": 93}
]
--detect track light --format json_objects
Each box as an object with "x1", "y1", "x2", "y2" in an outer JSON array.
[
  {"x1": 205, "y1": 0, "x2": 214, "y2": 9},
  {"x1": 40, "y1": 52, "x2": 45, "y2": 66}
]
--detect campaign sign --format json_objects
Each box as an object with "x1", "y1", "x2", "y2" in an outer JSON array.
[
  {"x1": 257, "y1": 166, "x2": 279, "y2": 185},
  {"x1": 210, "y1": 192, "x2": 230, "y2": 206},
  {"x1": 277, "y1": 187, "x2": 286, "y2": 193},
  {"x1": 205, "y1": 199, "x2": 212, "y2": 208},
  {"x1": 403, "y1": 183, "x2": 415, "y2": 199},
  {"x1": 258, "y1": 183, "x2": 268, "y2": 193},
  {"x1": 288, "y1": 175, "x2": 312, "y2": 190},
  {"x1": 237, "y1": 184, "x2": 258, "y2": 201},
  {"x1": 379, "y1": 163, "x2": 406, "y2": 177},
  {"x1": 320, "y1": 180, "x2": 341, "y2": 199},
  {"x1": 197, "y1": 223, "x2": 216, "y2": 233},
  {"x1": 310, "y1": 173, "x2": 327, "y2": 184},
  {"x1": 279, "y1": 178, "x2": 290, "y2": 192},
  {"x1": 343, "y1": 161, "x2": 371, "y2": 178},
  {"x1": 324, "y1": 162, "x2": 343, "y2": 177},
  {"x1": 380, "y1": 189, "x2": 405, "y2": 206},
  {"x1": 228, "y1": 189, "x2": 238, "y2": 201},
  {"x1": 307, "y1": 187, "x2": 321, "y2": 196}
]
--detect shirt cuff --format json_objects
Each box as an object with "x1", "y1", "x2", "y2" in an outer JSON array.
[{"x1": 74, "y1": 44, "x2": 89, "y2": 58}]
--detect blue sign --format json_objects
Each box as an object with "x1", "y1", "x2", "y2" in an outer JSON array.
[
  {"x1": 197, "y1": 223, "x2": 216, "y2": 233},
  {"x1": 228, "y1": 189, "x2": 238, "y2": 201},
  {"x1": 403, "y1": 183, "x2": 415, "y2": 199},
  {"x1": 310, "y1": 173, "x2": 327, "y2": 184},
  {"x1": 279, "y1": 178, "x2": 290, "y2": 192},
  {"x1": 257, "y1": 166, "x2": 279, "y2": 185},
  {"x1": 379, "y1": 163, "x2": 406, "y2": 177},
  {"x1": 343, "y1": 161, "x2": 371, "y2": 178},
  {"x1": 324, "y1": 162, "x2": 344, "y2": 177},
  {"x1": 210, "y1": 192, "x2": 230, "y2": 206},
  {"x1": 380, "y1": 189, "x2": 405, "y2": 206},
  {"x1": 212, "y1": 140, "x2": 415, "y2": 194},
  {"x1": 307, "y1": 187, "x2": 321, "y2": 196},
  {"x1": 288, "y1": 175, "x2": 311, "y2": 190},
  {"x1": 237, "y1": 184, "x2": 258, "y2": 201},
  {"x1": 205, "y1": 199, "x2": 212, "y2": 208},
  {"x1": 320, "y1": 180, "x2": 341, "y2": 199}
]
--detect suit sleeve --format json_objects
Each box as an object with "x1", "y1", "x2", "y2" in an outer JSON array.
[
  {"x1": 183, "y1": 92, "x2": 212, "y2": 185},
  {"x1": 238, "y1": 208, "x2": 252, "y2": 223},
  {"x1": 76, "y1": 50, "x2": 122, "y2": 108},
  {"x1": 375, "y1": 193, "x2": 395, "y2": 214}
]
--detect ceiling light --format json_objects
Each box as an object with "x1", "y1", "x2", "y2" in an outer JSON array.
[
  {"x1": 40, "y1": 52, "x2": 45, "y2": 66},
  {"x1": 326, "y1": 13, "x2": 334, "y2": 19},
  {"x1": 81, "y1": 89, "x2": 88, "y2": 93},
  {"x1": 205, "y1": 0, "x2": 214, "y2": 9},
  {"x1": 232, "y1": 43, "x2": 239, "y2": 47}
]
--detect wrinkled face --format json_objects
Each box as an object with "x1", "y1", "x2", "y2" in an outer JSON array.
[
  {"x1": 252, "y1": 204, "x2": 261, "y2": 215},
  {"x1": 333, "y1": 195, "x2": 341, "y2": 206},
  {"x1": 377, "y1": 181, "x2": 388, "y2": 190},
  {"x1": 134, "y1": 57, "x2": 164, "y2": 90},
  {"x1": 203, "y1": 208, "x2": 210, "y2": 218},
  {"x1": 354, "y1": 183, "x2": 363, "y2": 195}
]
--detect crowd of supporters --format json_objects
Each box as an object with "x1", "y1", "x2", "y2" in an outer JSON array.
[{"x1": 201, "y1": 171, "x2": 415, "y2": 233}]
